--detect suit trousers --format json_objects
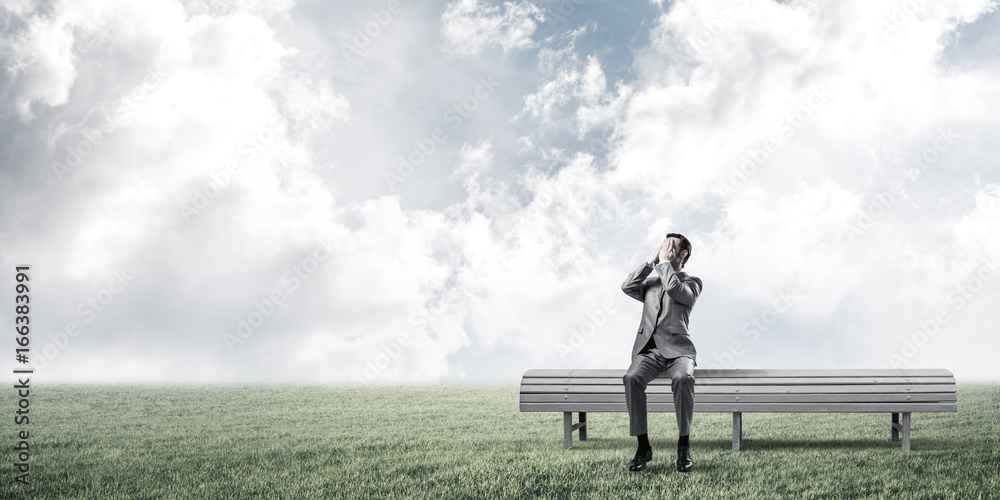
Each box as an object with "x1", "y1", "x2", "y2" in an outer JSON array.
[{"x1": 623, "y1": 348, "x2": 695, "y2": 436}]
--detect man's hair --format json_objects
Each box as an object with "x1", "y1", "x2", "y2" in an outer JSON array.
[{"x1": 666, "y1": 233, "x2": 692, "y2": 268}]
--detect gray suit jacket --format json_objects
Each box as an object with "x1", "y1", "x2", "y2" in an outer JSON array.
[{"x1": 621, "y1": 261, "x2": 704, "y2": 362}]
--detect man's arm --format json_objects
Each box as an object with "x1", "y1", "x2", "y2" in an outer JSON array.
[
  {"x1": 655, "y1": 261, "x2": 702, "y2": 306},
  {"x1": 621, "y1": 262, "x2": 654, "y2": 302}
]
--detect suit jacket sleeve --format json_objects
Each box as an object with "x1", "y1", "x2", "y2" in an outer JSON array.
[
  {"x1": 621, "y1": 262, "x2": 654, "y2": 302},
  {"x1": 654, "y1": 261, "x2": 703, "y2": 307}
]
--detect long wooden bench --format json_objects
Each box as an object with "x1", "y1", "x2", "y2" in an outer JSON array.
[{"x1": 519, "y1": 368, "x2": 957, "y2": 452}]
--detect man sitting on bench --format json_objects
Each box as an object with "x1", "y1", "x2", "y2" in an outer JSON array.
[{"x1": 621, "y1": 233, "x2": 703, "y2": 473}]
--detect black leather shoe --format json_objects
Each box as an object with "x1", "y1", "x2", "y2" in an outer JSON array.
[
  {"x1": 628, "y1": 446, "x2": 653, "y2": 471},
  {"x1": 676, "y1": 444, "x2": 693, "y2": 473}
]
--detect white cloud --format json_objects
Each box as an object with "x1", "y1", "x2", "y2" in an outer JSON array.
[
  {"x1": 575, "y1": 56, "x2": 632, "y2": 138},
  {"x1": 950, "y1": 182, "x2": 1000, "y2": 269},
  {"x1": 440, "y1": 0, "x2": 545, "y2": 55},
  {"x1": 452, "y1": 139, "x2": 494, "y2": 178},
  {"x1": 1, "y1": 2, "x2": 85, "y2": 120},
  {"x1": 517, "y1": 51, "x2": 631, "y2": 138},
  {"x1": 701, "y1": 181, "x2": 863, "y2": 319},
  {"x1": 519, "y1": 68, "x2": 578, "y2": 122},
  {"x1": 578, "y1": 54, "x2": 605, "y2": 103}
]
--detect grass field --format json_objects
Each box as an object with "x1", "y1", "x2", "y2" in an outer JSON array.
[{"x1": 1, "y1": 382, "x2": 998, "y2": 499}]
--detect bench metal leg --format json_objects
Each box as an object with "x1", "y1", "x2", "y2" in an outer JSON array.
[
  {"x1": 891, "y1": 412, "x2": 900, "y2": 441},
  {"x1": 563, "y1": 412, "x2": 587, "y2": 450},
  {"x1": 732, "y1": 411, "x2": 742, "y2": 451},
  {"x1": 901, "y1": 412, "x2": 910, "y2": 452},
  {"x1": 564, "y1": 412, "x2": 573, "y2": 450}
]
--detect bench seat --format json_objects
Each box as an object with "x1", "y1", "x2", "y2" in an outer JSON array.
[{"x1": 519, "y1": 368, "x2": 957, "y2": 451}]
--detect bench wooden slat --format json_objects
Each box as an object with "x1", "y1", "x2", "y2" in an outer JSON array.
[
  {"x1": 520, "y1": 402, "x2": 958, "y2": 413},
  {"x1": 520, "y1": 376, "x2": 955, "y2": 386},
  {"x1": 523, "y1": 368, "x2": 955, "y2": 378},
  {"x1": 519, "y1": 393, "x2": 957, "y2": 404},
  {"x1": 520, "y1": 384, "x2": 957, "y2": 394}
]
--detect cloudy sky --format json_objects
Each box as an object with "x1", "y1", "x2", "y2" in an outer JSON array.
[{"x1": 1, "y1": 0, "x2": 998, "y2": 383}]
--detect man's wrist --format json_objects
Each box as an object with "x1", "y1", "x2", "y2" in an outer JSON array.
[{"x1": 646, "y1": 259, "x2": 655, "y2": 268}]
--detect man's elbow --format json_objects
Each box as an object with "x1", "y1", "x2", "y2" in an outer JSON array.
[
  {"x1": 674, "y1": 294, "x2": 696, "y2": 307},
  {"x1": 622, "y1": 284, "x2": 642, "y2": 301},
  {"x1": 668, "y1": 287, "x2": 700, "y2": 307}
]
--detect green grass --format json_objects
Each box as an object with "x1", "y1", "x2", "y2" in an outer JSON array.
[{"x1": 1, "y1": 383, "x2": 998, "y2": 499}]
